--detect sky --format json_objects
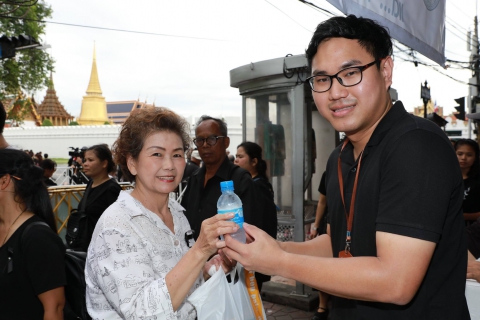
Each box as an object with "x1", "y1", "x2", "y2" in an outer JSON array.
[{"x1": 35, "y1": 0, "x2": 479, "y2": 120}]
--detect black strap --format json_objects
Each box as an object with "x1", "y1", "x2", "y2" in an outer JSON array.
[{"x1": 21, "y1": 221, "x2": 50, "y2": 243}]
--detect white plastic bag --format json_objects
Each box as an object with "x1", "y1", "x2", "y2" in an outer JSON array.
[
  {"x1": 188, "y1": 265, "x2": 266, "y2": 320},
  {"x1": 188, "y1": 266, "x2": 241, "y2": 320}
]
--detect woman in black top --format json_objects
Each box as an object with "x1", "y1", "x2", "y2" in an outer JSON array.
[
  {"x1": 78, "y1": 144, "x2": 121, "y2": 251},
  {"x1": 455, "y1": 139, "x2": 480, "y2": 225},
  {"x1": 0, "y1": 149, "x2": 66, "y2": 320},
  {"x1": 235, "y1": 141, "x2": 278, "y2": 291}
]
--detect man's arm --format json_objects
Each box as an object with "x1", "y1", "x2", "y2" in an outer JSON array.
[{"x1": 225, "y1": 225, "x2": 435, "y2": 305}]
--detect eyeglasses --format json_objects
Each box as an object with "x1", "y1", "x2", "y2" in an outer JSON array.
[
  {"x1": 193, "y1": 135, "x2": 225, "y2": 147},
  {"x1": 306, "y1": 60, "x2": 378, "y2": 93}
]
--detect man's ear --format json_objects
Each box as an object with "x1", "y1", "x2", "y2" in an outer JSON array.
[
  {"x1": 382, "y1": 56, "x2": 394, "y2": 90},
  {"x1": 126, "y1": 154, "x2": 137, "y2": 176},
  {"x1": 224, "y1": 137, "x2": 230, "y2": 149}
]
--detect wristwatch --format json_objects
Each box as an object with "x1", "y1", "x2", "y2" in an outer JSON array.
[{"x1": 311, "y1": 226, "x2": 318, "y2": 231}]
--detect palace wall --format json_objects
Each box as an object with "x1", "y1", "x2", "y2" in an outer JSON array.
[{"x1": 4, "y1": 121, "x2": 243, "y2": 158}]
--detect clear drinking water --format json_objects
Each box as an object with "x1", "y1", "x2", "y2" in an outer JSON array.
[{"x1": 217, "y1": 180, "x2": 246, "y2": 243}]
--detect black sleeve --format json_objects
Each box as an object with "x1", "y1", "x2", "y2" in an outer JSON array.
[
  {"x1": 318, "y1": 171, "x2": 326, "y2": 196},
  {"x1": 235, "y1": 171, "x2": 257, "y2": 227},
  {"x1": 85, "y1": 182, "x2": 121, "y2": 248},
  {"x1": 253, "y1": 178, "x2": 278, "y2": 238},
  {"x1": 376, "y1": 130, "x2": 462, "y2": 243},
  {"x1": 467, "y1": 218, "x2": 480, "y2": 259},
  {"x1": 23, "y1": 225, "x2": 66, "y2": 295}
]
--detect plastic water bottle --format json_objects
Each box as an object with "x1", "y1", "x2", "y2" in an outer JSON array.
[{"x1": 217, "y1": 180, "x2": 246, "y2": 243}]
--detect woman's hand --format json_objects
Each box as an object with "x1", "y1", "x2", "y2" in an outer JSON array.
[
  {"x1": 194, "y1": 213, "x2": 238, "y2": 258},
  {"x1": 203, "y1": 252, "x2": 237, "y2": 280}
]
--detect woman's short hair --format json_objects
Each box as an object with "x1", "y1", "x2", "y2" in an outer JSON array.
[
  {"x1": 40, "y1": 159, "x2": 57, "y2": 171},
  {"x1": 455, "y1": 139, "x2": 480, "y2": 178},
  {"x1": 113, "y1": 107, "x2": 191, "y2": 182},
  {"x1": 86, "y1": 144, "x2": 115, "y2": 174},
  {"x1": 0, "y1": 149, "x2": 57, "y2": 232},
  {"x1": 237, "y1": 141, "x2": 268, "y2": 180}
]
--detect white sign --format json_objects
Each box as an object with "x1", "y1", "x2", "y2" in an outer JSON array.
[{"x1": 326, "y1": 0, "x2": 446, "y2": 66}]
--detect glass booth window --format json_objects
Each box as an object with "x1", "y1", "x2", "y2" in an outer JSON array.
[{"x1": 245, "y1": 92, "x2": 292, "y2": 212}]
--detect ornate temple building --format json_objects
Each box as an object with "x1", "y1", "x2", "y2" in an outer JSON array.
[
  {"x1": 78, "y1": 45, "x2": 109, "y2": 125},
  {"x1": 3, "y1": 93, "x2": 42, "y2": 127},
  {"x1": 36, "y1": 74, "x2": 74, "y2": 126}
]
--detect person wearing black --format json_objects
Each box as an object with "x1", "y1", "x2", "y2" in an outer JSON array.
[
  {"x1": 224, "y1": 15, "x2": 469, "y2": 319},
  {"x1": 182, "y1": 149, "x2": 201, "y2": 184},
  {"x1": 0, "y1": 149, "x2": 66, "y2": 319},
  {"x1": 308, "y1": 171, "x2": 330, "y2": 320},
  {"x1": 40, "y1": 159, "x2": 57, "y2": 187},
  {"x1": 181, "y1": 116, "x2": 256, "y2": 241},
  {"x1": 71, "y1": 144, "x2": 121, "y2": 251},
  {"x1": 234, "y1": 141, "x2": 278, "y2": 291},
  {"x1": 454, "y1": 139, "x2": 480, "y2": 225}
]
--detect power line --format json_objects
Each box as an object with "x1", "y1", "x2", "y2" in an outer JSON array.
[
  {"x1": 0, "y1": 15, "x2": 241, "y2": 43},
  {"x1": 263, "y1": 0, "x2": 312, "y2": 32}
]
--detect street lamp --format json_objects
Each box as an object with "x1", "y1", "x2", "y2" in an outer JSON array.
[{"x1": 421, "y1": 80, "x2": 431, "y2": 119}]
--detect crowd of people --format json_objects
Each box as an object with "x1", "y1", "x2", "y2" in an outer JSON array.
[{"x1": 2, "y1": 14, "x2": 480, "y2": 320}]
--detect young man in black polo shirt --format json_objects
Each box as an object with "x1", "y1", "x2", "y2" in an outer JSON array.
[{"x1": 224, "y1": 15, "x2": 469, "y2": 319}]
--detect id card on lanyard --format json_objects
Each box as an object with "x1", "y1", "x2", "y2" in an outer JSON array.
[{"x1": 337, "y1": 138, "x2": 363, "y2": 258}]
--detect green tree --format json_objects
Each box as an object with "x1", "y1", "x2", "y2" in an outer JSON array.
[
  {"x1": 69, "y1": 121, "x2": 79, "y2": 126},
  {"x1": 104, "y1": 121, "x2": 110, "y2": 125},
  {"x1": 0, "y1": 1, "x2": 54, "y2": 99},
  {"x1": 41, "y1": 118, "x2": 53, "y2": 126}
]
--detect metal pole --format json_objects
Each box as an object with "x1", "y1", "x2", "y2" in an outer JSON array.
[{"x1": 291, "y1": 84, "x2": 307, "y2": 297}]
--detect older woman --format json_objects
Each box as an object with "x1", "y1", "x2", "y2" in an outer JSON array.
[
  {"x1": 85, "y1": 108, "x2": 237, "y2": 319},
  {"x1": 0, "y1": 149, "x2": 66, "y2": 319}
]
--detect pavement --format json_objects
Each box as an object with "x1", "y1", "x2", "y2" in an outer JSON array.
[
  {"x1": 263, "y1": 301, "x2": 316, "y2": 320},
  {"x1": 262, "y1": 276, "x2": 317, "y2": 320}
]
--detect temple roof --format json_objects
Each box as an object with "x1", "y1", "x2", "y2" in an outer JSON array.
[
  {"x1": 86, "y1": 44, "x2": 102, "y2": 96},
  {"x1": 37, "y1": 74, "x2": 73, "y2": 119}
]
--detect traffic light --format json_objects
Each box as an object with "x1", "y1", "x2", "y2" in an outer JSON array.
[
  {"x1": 454, "y1": 97, "x2": 465, "y2": 121},
  {"x1": 0, "y1": 35, "x2": 40, "y2": 59}
]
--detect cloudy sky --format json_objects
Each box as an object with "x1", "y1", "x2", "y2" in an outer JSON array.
[{"x1": 37, "y1": 0, "x2": 478, "y2": 120}]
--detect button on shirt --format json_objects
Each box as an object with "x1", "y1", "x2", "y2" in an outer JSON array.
[{"x1": 85, "y1": 190, "x2": 202, "y2": 320}]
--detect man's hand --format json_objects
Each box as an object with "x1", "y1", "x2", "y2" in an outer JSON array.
[
  {"x1": 223, "y1": 223, "x2": 285, "y2": 275},
  {"x1": 467, "y1": 260, "x2": 480, "y2": 282}
]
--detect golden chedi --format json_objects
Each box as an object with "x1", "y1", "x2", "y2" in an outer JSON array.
[{"x1": 78, "y1": 44, "x2": 109, "y2": 125}]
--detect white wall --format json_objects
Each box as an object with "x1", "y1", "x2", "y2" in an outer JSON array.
[{"x1": 4, "y1": 119, "x2": 243, "y2": 158}]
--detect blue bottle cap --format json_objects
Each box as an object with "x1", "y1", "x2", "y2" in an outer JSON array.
[{"x1": 220, "y1": 180, "x2": 234, "y2": 192}]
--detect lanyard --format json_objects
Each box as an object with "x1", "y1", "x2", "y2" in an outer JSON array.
[{"x1": 337, "y1": 138, "x2": 364, "y2": 257}]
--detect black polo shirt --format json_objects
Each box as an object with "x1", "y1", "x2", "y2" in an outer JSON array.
[
  {"x1": 181, "y1": 156, "x2": 256, "y2": 240},
  {"x1": 325, "y1": 101, "x2": 469, "y2": 319}
]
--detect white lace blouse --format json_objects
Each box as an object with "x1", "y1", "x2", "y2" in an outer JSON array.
[{"x1": 85, "y1": 190, "x2": 203, "y2": 320}]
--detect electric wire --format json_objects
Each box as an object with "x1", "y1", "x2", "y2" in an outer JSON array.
[{"x1": 264, "y1": 0, "x2": 312, "y2": 32}]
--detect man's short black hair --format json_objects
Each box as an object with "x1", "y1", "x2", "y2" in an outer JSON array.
[
  {"x1": 305, "y1": 15, "x2": 393, "y2": 70},
  {"x1": 0, "y1": 102, "x2": 6, "y2": 134},
  {"x1": 195, "y1": 115, "x2": 228, "y2": 136}
]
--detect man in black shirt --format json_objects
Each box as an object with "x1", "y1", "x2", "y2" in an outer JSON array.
[
  {"x1": 181, "y1": 116, "x2": 256, "y2": 240},
  {"x1": 224, "y1": 15, "x2": 469, "y2": 319}
]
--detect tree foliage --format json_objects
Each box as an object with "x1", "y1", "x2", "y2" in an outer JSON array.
[
  {"x1": 0, "y1": 1, "x2": 54, "y2": 99},
  {"x1": 41, "y1": 118, "x2": 53, "y2": 126},
  {"x1": 69, "y1": 121, "x2": 79, "y2": 126}
]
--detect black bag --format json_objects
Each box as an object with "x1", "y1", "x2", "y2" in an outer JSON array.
[
  {"x1": 22, "y1": 222, "x2": 91, "y2": 320},
  {"x1": 65, "y1": 182, "x2": 92, "y2": 251}
]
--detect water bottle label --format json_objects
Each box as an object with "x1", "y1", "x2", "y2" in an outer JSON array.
[{"x1": 218, "y1": 208, "x2": 244, "y2": 228}]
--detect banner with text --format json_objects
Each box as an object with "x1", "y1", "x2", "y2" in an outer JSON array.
[{"x1": 325, "y1": 0, "x2": 445, "y2": 66}]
